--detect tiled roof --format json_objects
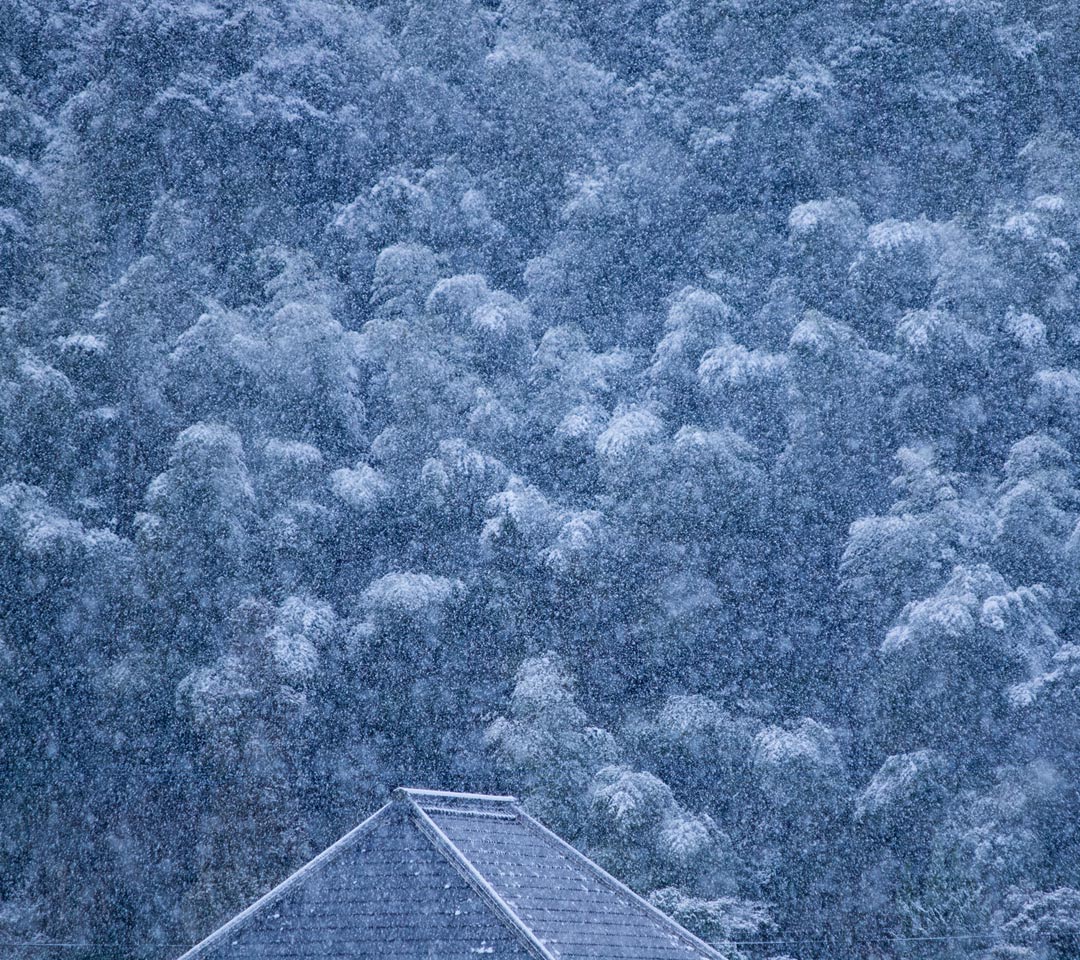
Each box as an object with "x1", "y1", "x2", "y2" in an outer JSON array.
[{"x1": 175, "y1": 788, "x2": 725, "y2": 960}]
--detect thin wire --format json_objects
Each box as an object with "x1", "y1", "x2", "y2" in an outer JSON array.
[
  {"x1": 11, "y1": 927, "x2": 1080, "y2": 949},
  {"x1": 0, "y1": 945, "x2": 189, "y2": 951},
  {"x1": 729, "y1": 931, "x2": 1000, "y2": 945},
  {"x1": 0, "y1": 931, "x2": 1011, "y2": 949},
  {"x1": 0, "y1": 947, "x2": 185, "y2": 960}
]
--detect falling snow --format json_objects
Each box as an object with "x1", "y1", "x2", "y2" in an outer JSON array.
[{"x1": 2, "y1": 1, "x2": 1080, "y2": 959}]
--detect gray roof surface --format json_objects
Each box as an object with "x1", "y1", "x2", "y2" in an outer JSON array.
[{"x1": 175, "y1": 788, "x2": 725, "y2": 960}]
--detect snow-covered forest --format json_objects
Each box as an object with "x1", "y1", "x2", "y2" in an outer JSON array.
[{"x1": 2, "y1": 1, "x2": 1080, "y2": 957}]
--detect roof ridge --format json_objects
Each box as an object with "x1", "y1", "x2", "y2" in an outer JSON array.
[
  {"x1": 397, "y1": 786, "x2": 518, "y2": 802},
  {"x1": 401, "y1": 794, "x2": 558, "y2": 960},
  {"x1": 510, "y1": 803, "x2": 728, "y2": 960},
  {"x1": 173, "y1": 801, "x2": 393, "y2": 960}
]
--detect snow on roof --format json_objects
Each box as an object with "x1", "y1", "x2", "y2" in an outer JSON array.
[{"x1": 174, "y1": 787, "x2": 726, "y2": 960}]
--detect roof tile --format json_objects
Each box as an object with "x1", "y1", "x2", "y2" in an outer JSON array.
[{"x1": 175, "y1": 789, "x2": 724, "y2": 960}]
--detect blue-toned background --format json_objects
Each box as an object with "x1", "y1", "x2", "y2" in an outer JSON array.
[{"x1": 2, "y1": 1, "x2": 1078, "y2": 957}]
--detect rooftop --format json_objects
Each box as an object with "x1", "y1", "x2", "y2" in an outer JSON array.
[{"x1": 175, "y1": 787, "x2": 725, "y2": 960}]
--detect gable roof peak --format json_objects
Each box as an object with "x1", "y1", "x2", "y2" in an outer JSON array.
[
  {"x1": 394, "y1": 786, "x2": 519, "y2": 803},
  {"x1": 394, "y1": 786, "x2": 523, "y2": 820},
  {"x1": 175, "y1": 786, "x2": 728, "y2": 960}
]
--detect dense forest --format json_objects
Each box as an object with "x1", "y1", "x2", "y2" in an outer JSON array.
[{"x1": 2, "y1": 1, "x2": 1080, "y2": 958}]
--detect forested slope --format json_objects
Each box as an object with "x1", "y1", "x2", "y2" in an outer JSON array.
[{"x1": 2, "y1": 1, "x2": 1080, "y2": 958}]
